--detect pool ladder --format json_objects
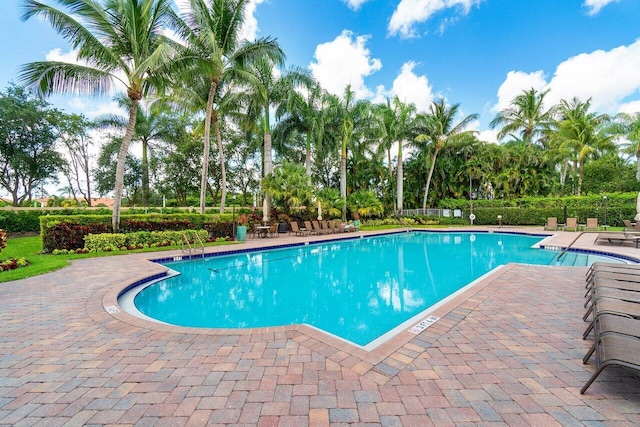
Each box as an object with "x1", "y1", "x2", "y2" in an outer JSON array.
[{"x1": 181, "y1": 233, "x2": 205, "y2": 258}]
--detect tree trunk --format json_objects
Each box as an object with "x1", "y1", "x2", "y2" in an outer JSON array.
[
  {"x1": 214, "y1": 112, "x2": 226, "y2": 214},
  {"x1": 141, "y1": 138, "x2": 149, "y2": 207},
  {"x1": 200, "y1": 80, "x2": 217, "y2": 214},
  {"x1": 388, "y1": 147, "x2": 396, "y2": 213},
  {"x1": 263, "y1": 131, "x2": 273, "y2": 221},
  {"x1": 396, "y1": 144, "x2": 403, "y2": 215},
  {"x1": 112, "y1": 98, "x2": 139, "y2": 232},
  {"x1": 422, "y1": 147, "x2": 440, "y2": 210},
  {"x1": 305, "y1": 136, "x2": 312, "y2": 175},
  {"x1": 340, "y1": 155, "x2": 347, "y2": 221},
  {"x1": 578, "y1": 160, "x2": 585, "y2": 195}
]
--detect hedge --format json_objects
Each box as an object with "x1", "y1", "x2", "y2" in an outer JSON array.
[
  {"x1": 83, "y1": 229, "x2": 209, "y2": 252},
  {"x1": 40, "y1": 213, "x2": 236, "y2": 252},
  {"x1": 470, "y1": 206, "x2": 635, "y2": 226}
]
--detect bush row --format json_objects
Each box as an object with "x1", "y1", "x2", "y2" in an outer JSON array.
[
  {"x1": 440, "y1": 192, "x2": 637, "y2": 210},
  {"x1": 83, "y1": 229, "x2": 209, "y2": 252},
  {"x1": 40, "y1": 214, "x2": 236, "y2": 252},
  {"x1": 470, "y1": 206, "x2": 635, "y2": 226}
]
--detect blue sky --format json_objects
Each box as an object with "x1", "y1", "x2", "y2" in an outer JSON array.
[{"x1": 2, "y1": 0, "x2": 640, "y2": 141}]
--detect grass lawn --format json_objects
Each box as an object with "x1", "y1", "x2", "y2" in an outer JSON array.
[{"x1": 0, "y1": 235, "x2": 239, "y2": 283}]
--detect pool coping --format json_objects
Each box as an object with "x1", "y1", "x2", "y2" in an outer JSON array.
[{"x1": 101, "y1": 227, "x2": 640, "y2": 379}]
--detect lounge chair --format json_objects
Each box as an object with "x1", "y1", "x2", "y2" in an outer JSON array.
[
  {"x1": 585, "y1": 218, "x2": 599, "y2": 231},
  {"x1": 289, "y1": 221, "x2": 308, "y2": 236},
  {"x1": 327, "y1": 220, "x2": 342, "y2": 233},
  {"x1": 581, "y1": 333, "x2": 640, "y2": 394},
  {"x1": 544, "y1": 217, "x2": 558, "y2": 231},
  {"x1": 565, "y1": 217, "x2": 578, "y2": 232},
  {"x1": 623, "y1": 220, "x2": 640, "y2": 233},
  {"x1": 583, "y1": 287, "x2": 640, "y2": 321},
  {"x1": 319, "y1": 220, "x2": 333, "y2": 234},
  {"x1": 595, "y1": 232, "x2": 635, "y2": 246},
  {"x1": 312, "y1": 220, "x2": 327, "y2": 235},
  {"x1": 583, "y1": 313, "x2": 640, "y2": 363},
  {"x1": 304, "y1": 221, "x2": 317, "y2": 235},
  {"x1": 583, "y1": 298, "x2": 640, "y2": 339}
]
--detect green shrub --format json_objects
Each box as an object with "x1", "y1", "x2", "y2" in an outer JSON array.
[
  {"x1": 82, "y1": 229, "x2": 209, "y2": 252},
  {"x1": 84, "y1": 233, "x2": 127, "y2": 252}
]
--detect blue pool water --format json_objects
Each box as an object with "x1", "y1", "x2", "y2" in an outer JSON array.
[{"x1": 131, "y1": 232, "x2": 625, "y2": 346}]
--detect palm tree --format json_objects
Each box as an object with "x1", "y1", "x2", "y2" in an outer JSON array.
[
  {"x1": 419, "y1": 98, "x2": 478, "y2": 209},
  {"x1": 551, "y1": 98, "x2": 614, "y2": 195},
  {"x1": 19, "y1": 0, "x2": 178, "y2": 231},
  {"x1": 608, "y1": 112, "x2": 640, "y2": 181},
  {"x1": 242, "y1": 59, "x2": 309, "y2": 221},
  {"x1": 95, "y1": 96, "x2": 168, "y2": 207},
  {"x1": 173, "y1": 0, "x2": 284, "y2": 215},
  {"x1": 391, "y1": 97, "x2": 418, "y2": 214},
  {"x1": 275, "y1": 81, "x2": 329, "y2": 176},
  {"x1": 490, "y1": 88, "x2": 555, "y2": 147},
  {"x1": 261, "y1": 161, "x2": 313, "y2": 217},
  {"x1": 330, "y1": 86, "x2": 371, "y2": 220}
]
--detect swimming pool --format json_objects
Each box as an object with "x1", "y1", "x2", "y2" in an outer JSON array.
[{"x1": 124, "y1": 231, "x2": 626, "y2": 347}]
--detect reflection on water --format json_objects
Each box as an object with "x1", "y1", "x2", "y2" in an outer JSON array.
[{"x1": 134, "y1": 232, "x2": 619, "y2": 345}]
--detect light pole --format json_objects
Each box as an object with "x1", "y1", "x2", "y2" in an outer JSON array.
[
  {"x1": 603, "y1": 195, "x2": 608, "y2": 227},
  {"x1": 232, "y1": 194, "x2": 236, "y2": 241}
]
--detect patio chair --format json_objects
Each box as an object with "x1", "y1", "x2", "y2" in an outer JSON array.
[
  {"x1": 583, "y1": 287, "x2": 640, "y2": 321},
  {"x1": 312, "y1": 220, "x2": 327, "y2": 235},
  {"x1": 268, "y1": 223, "x2": 279, "y2": 238},
  {"x1": 544, "y1": 217, "x2": 558, "y2": 231},
  {"x1": 585, "y1": 218, "x2": 599, "y2": 231},
  {"x1": 595, "y1": 232, "x2": 635, "y2": 246},
  {"x1": 623, "y1": 220, "x2": 640, "y2": 233},
  {"x1": 583, "y1": 313, "x2": 640, "y2": 363},
  {"x1": 565, "y1": 217, "x2": 578, "y2": 232},
  {"x1": 289, "y1": 221, "x2": 308, "y2": 236},
  {"x1": 583, "y1": 298, "x2": 640, "y2": 339},
  {"x1": 581, "y1": 333, "x2": 640, "y2": 394},
  {"x1": 304, "y1": 220, "x2": 317, "y2": 235},
  {"x1": 319, "y1": 220, "x2": 334, "y2": 234}
]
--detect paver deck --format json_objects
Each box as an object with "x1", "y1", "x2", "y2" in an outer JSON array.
[{"x1": 1, "y1": 227, "x2": 640, "y2": 426}]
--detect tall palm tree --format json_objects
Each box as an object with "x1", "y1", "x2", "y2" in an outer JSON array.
[
  {"x1": 391, "y1": 97, "x2": 418, "y2": 214},
  {"x1": 95, "y1": 96, "x2": 168, "y2": 207},
  {"x1": 275, "y1": 81, "x2": 329, "y2": 176},
  {"x1": 19, "y1": 0, "x2": 178, "y2": 231},
  {"x1": 490, "y1": 88, "x2": 554, "y2": 147},
  {"x1": 242, "y1": 59, "x2": 309, "y2": 221},
  {"x1": 174, "y1": 0, "x2": 285, "y2": 214},
  {"x1": 551, "y1": 98, "x2": 613, "y2": 195},
  {"x1": 419, "y1": 98, "x2": 478, "y2": 209},
  {"x1": 607, "y1": 112, "x2": 640, "y2": 181},
  {"x1": 330, "y1": 86, "x2": 371, "y2": 220}
]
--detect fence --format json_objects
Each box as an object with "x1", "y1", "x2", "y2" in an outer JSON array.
[{"x1": 400, "y1": 208, "x2": 466, "y2": 218}]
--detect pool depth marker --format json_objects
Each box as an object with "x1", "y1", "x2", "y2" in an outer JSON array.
[{"x1": 409, "y1": 316, "x2": 440, "y2": 334}]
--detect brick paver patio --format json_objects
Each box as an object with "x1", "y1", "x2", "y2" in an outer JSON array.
[{"x1": 1, "y1": 228, "x2": 640, "y2": 425}]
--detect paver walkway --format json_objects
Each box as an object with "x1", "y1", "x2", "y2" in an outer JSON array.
[{"x1": 1, "y1": 228, "x2": 640, "y2": 426}]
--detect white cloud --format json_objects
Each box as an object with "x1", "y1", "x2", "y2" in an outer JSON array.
[
  {"x1": 342, "y1": 0, "x2": 371, "y2": 11},
  {"x1": 45, "y1": 47, "x2": 79, "y2": 64},
  {"x1": 373, "y1": 61, "x2": 434, "y2": 112},
  {"x1": 618, "y1": 100, "x2": 640, "y2": 115},
  {"x1": 388, "y1": 0, "x2": 482, "y2": 38},
  {"x1": 239, "y1": 0, "x2": 266, "y2": 41},
  {"x1": 491, "y1": 39, "x2": 640, "y2": 126},
  {"x1": 544, "y1": 40, "x2": 640, "y2": 112},
  {"x1": 309, "y1": 30, "x2": 382, "y2": 98},
  {"x1": 583, "y1": 0, "x2": 620, "y2": 16},
  {"x1": 492, "y1": 70, "x2": 547, "y2": 113},
  {"x1": 469, "y1": 121, "x2": 498, "y2": 143}
]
